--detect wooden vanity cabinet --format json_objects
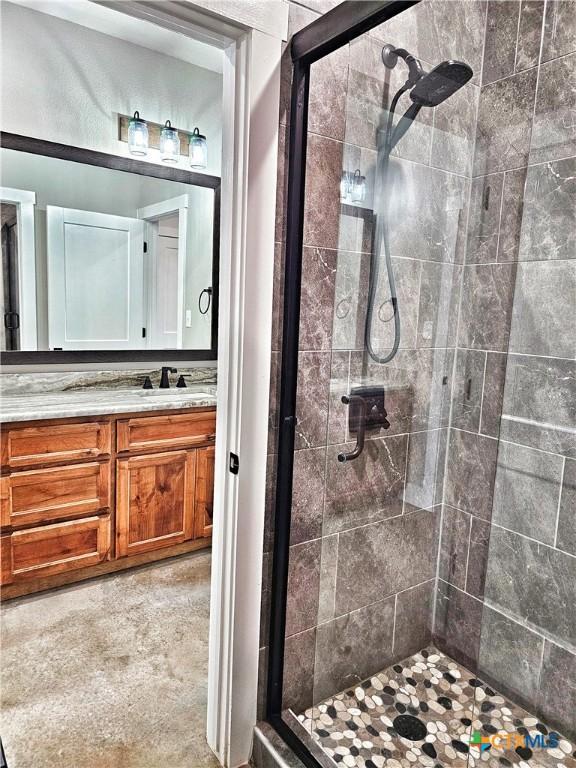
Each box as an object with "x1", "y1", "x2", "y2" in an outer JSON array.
[{"x1": 0, "y1": 407, "x2": 216, "y2": 598}]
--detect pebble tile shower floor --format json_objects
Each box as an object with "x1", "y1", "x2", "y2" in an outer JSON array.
[{"x1": 297, "y1": 648, "x2": 575, "y2": 768}]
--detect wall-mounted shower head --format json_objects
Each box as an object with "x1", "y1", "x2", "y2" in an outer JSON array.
[
  {"x1": 409, "y1": 60, "x2": 473, "y2": 107},
  {"x1": 381, "y1": 45, "x2": 474, "y2": 151}
]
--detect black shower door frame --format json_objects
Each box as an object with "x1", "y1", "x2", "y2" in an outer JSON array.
[{"x1": 266, "y1": 2, "x2": 421, "y2": 765}]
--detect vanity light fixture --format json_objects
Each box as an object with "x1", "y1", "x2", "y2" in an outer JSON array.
[
  {"x1": 189, "y1": 127, "x2": 207, "y2": 169},
  {"x1": 128, "y1": 111, "x2": 148, "y2": 156},
  {"x1": 160, "y1": 120, "x2": 180, "y2": 163},
  {"x1": 340, "y1": 169, "x2": 366, "y2": 203},
  {"x1": 350, "y1": 169, "x2": 367, "y2": 203}
]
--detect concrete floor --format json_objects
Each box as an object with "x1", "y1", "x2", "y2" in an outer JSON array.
[{"x1": 0, "y1": 551, "x2": 220, "y2": 768}]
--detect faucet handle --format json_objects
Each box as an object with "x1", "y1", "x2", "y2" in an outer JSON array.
[
  {"x1": 176, "y1": 375, "x2": 187, "y2": 388},
  {"x1": 142, "y1": 376, "x2": 153, "y2": 389}
]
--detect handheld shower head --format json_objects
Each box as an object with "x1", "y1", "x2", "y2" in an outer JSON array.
[
  {"x1": 381, "y1": 48, "x2": 474, "y2": 149},
  {"x1": 409, "y1": 60, "x2": 473, "y2": 106}
]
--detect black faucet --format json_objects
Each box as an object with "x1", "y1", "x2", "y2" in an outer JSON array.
[{"x1": 159, "y1": 366, "x2": 177, "y2": 389}]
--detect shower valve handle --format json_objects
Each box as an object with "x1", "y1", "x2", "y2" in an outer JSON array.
[{"x1": 338, "y1": 395, "x2": 367, "y2": 463}]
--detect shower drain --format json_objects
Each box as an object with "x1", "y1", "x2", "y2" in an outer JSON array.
[{"x1": 393, "y1": 714, "x2": 427, "y2": 741}]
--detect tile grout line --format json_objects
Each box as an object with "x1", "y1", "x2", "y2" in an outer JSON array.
[
  {"x1": 308, "y1": 577, "x2": 437, "y2": 634},
  {"x1": 300, "y1": 343, "x2": 576, "y2": 362},
  {"x1": 463, "y1": 510, "x2": 473, "y2": 594},
  {"x1": 441, "y1": 505, "x2": 576, "y2": 561},
  {"x1": 452, "y1": 425, "x2": 571, "y2": 459},
  {"x1": 512, "y1": 0, "x2": 523, "y2": 75},
  {"x1": 477, "y1": 351, "x2": 489, "y2": 437},
  {"x1": 391, "y1": 592, "x2": 398, "y2": 656},
  {"x1": 401, "y1": 431, "x2": 411, "y2": 515},
  {"x1": 471, "y1": 149, "x2": 576, "y2": 180},
  {"x1": 438, "y1": 576, "x2": 576, "y2": 658},
  {"x1": 553, "y1": 456, "x2": 566, "y2": 548}
]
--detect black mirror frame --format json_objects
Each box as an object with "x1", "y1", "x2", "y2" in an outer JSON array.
[{"x1": 0, "y1": 131, "x2": 220, "y2": 365}]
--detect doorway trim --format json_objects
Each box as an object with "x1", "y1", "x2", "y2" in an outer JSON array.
[
  {"x1": 99, "y1": 4, "x2": 285, "y2": 767},
  {"x1": 0, "y1": 186, "x2": 37, "y2": 350}
]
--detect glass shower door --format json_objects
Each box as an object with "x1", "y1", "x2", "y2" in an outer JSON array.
[{"x1": 277, "y1": 2, "x2": 483, "y2": 764}]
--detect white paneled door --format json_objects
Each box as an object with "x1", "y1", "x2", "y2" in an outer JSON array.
[
  {"x1": 153, "y1": 233, "x2": 179, "y2": 348},
  {"x1": 47, "y1": 206, "x2": 145, "y2": 350}
]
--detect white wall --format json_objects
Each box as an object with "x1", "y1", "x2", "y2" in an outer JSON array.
[{"x1": 0, "y1": 1, "x2": 223, "y2": 176}]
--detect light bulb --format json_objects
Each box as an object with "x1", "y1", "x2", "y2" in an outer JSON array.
[
  {"x1": 189, "y1": 127, "x2": 207, "y2": 169},
  {"x1": 160, "y1": 120, "x2": 180, "y2": 163},
  {"x1": 128, "y1": 111, "x2": 148, "y2": 156}
]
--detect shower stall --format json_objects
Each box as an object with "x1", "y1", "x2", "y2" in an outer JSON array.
[{"x1": 263, "y1": 1, "x2": 575, "y2": 767}]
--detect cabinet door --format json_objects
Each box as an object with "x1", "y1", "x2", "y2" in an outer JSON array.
[
  {"x1": 116, "y1": 450, "x2": 196, "y2": 557},
  {"x1": 195, "y1": 446, "x2": 214, "y2": 539}
]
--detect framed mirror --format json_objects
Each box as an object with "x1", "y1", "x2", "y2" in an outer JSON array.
[{"x1": 0, "y1": 132, "x2": 220, "y2": 364}]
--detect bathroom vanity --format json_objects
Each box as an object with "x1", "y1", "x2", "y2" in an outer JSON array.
[{"x1": 0, "y1": 393, "x2": 216, "y2": 599}]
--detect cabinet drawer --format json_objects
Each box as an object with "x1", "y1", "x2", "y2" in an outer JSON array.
[
  {"x1": 1, "y1": 462, "x2": 110, "y2": 529},
  {"x1": 0, "y1": 515, "x2": 110, "y2": 585},
  {"x1": 117, "y1": 411, "x2": 216, "y2": 453},
  {"x1": 1, "y1": 421, "x2": 111, "y2": 469}
]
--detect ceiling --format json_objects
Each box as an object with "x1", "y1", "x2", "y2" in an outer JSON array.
[{"x1": 7, "y1": 0, "x2": 224, "y2": 74}]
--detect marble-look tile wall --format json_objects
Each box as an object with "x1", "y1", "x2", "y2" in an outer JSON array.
[
  {"x1": 259, "y1": 0, "x2": 487, "y2": 720},
  {"x1": 437, "y1": 0, "x2": 576, "y2": 741}
]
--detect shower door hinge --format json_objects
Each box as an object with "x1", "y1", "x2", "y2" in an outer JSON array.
[{"x1": 229, "y1": 452, "x2": 239, "y2": 475}]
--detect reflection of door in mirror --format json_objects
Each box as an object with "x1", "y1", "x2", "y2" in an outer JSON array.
[
  {"x1": 47, "y1": 206, "x2": 146, "y2": 350},
  {"x1": 138, "y1": 194, "x2": 189, "y2": 350},
  {"x1": 1, "y1": 203, "x2": 20, "y2": 351},
  {"x1": 153, "y1": 214, "x2": 179, "y2": 349},
  {"x1": 0, "y1": 187, "x2": 37, "y2": 351}
]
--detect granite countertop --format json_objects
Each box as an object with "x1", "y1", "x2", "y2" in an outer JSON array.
[{"x1": 0, "y1": 385, "x2": 217, "y2": 423}]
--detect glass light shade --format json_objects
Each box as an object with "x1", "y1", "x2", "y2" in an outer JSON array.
[
  {"x1": 340, "y1": 171, "x2": 351, "y2": 202},
  {"x1": 160, "y1": 120, "x2": 180, "y2": 163},
  {"x1": 189, "y1": 127, "x2": 207, "y2": 169},
  {"x1": 351, "y1": 169, "x2": 366, "y2": 203},
  {"x1": 128, "y1": 111, "x2": 148, "y2": 156}
]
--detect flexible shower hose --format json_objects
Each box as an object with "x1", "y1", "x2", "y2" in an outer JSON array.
[{"x1": 364, "y1": 87, "x2": 405, "y2": 365}]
